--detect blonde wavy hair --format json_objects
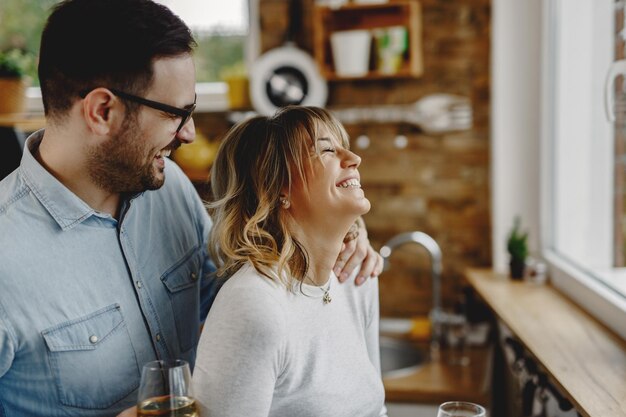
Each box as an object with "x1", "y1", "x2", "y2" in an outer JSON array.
[{"x1": 207, "y1": 106, "x2": 350, "y2": 287}]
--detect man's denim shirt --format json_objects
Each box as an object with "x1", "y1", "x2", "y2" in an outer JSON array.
[{"x1": 0, "y1": 131, "x2": 217, "y2": 417}]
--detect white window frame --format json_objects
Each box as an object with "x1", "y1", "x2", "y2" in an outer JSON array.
[{"x1": 540, "y1": 0, "x2": 626, "y2": 340}]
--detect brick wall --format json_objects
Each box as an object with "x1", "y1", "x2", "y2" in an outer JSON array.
[{"x1": 256, "y1": 0, "x2": 491, "y2": 317}]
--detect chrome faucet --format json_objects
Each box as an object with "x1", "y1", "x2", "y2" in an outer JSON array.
[{"x1": 379, "y1": 231, "x2": 445, "y2": 356}]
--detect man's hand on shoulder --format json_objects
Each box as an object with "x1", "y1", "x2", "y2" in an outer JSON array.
[{"x1": 333, "y1": 218, "x2": 383, "y2": 285}]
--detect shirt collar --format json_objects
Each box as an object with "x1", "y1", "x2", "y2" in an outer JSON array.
[{"x1": 20, "y1": 130, "x2": 100, "y2": 230}]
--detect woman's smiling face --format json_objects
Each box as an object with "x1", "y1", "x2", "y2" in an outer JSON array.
[{"x1": 286, "y1": 124, "x2": 370, "y2": 228}]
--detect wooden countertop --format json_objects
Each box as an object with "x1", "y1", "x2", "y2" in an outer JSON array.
[
  {"x1": 465, "y1": 268, "x2": 626, "y2": 417},
  {"x1": 383, "y1": 344, "x2": 492, "y2": 405}
]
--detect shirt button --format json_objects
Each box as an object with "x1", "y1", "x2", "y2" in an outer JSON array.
[
  {"x1": 190, "y1": 272, "x2": 197, "y2": 280},
  {"x1": 156, "y1": 333, "x2": 161, "y2": 342},
  {"x1": 136, "y1": 281, "x2": 142, "y2": 288},
  {"x1": 89, "y1": 335, "x2": 98, "y2": 344}
]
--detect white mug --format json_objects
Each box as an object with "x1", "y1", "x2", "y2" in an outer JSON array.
[{"x1": 330, "y1": 30, "x2": 372, "y2": 77}]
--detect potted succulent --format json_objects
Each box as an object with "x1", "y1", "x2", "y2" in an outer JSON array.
[
  {"x1": 0, "y1": 48, "x2": 35, "y2": 114},
  {"x1": 507, "y1": 216, "x2": 528, "y2": 280}
]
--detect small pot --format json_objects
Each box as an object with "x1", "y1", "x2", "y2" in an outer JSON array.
[
  {"x1": 0, "y1": 77, "x2": 28, "y2": 114},
  {"x1": 509, "y1": 258, "x2": 526, "y2": 280}
]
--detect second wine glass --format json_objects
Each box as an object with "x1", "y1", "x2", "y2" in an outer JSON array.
[{"x1": 437, "y1": 401, "x2": 486, "y2": 417}]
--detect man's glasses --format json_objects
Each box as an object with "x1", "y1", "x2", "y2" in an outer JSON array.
[{"x1": 80, "y1": 88, "x2": 196, "y2": 133}]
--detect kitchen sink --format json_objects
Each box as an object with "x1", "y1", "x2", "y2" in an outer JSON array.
[{"x1": 380, "y1": 336, "x2": 426, "y2": 376}]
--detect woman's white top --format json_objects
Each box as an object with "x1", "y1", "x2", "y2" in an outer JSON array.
[{"x1": 193, "y1": 263, "x2": 387, "y2": 417}]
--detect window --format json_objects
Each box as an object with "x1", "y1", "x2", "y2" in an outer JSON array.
[
  {"x1": 0, "y1": 0, "x2": 58, "y2": 83},
  {"x1": 542, "y1": 0, "x2": 626, "y2": 339},
  {"x1": 0, "y1": 0, "x2": 250, "y2": 111},
  {"x1": 156, "y1": 0, "x2": 249, "y2": 83}
]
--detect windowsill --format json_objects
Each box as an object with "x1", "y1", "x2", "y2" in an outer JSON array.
[
  {"x1": 465, "y1": 268, "x2": 626, "y2": 417},
  {"x1": 24, "y1": 87, "x2": 45, "y2": 114},
  {"x1": 589, "y1": 267, "x2": 626, "y2": 296},
  {"x1": 544, "y1": 251, "x2": 626, "y2": 341},
  {"x1": 194, "y1": 82, "x2": 229, "y2": 112},
  {"x1": 24, "y1": 81, "x2": 230, "y2": 114}
]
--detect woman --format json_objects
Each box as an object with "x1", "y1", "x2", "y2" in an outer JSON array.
[{"x1": 193, "y1": 106, "x2": 387, "y2": 417}]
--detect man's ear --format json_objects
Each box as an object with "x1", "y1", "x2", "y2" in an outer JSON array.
[{"x1": 81, "y1": 88, "x2": 123, "y2": 136}]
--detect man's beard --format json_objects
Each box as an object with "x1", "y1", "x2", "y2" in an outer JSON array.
[{"x1": 86, "y1": 113, "x2": 177, "y2": 194}]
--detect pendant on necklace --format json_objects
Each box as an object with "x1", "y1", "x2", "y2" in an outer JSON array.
[{"x1": 323, "y1": 290, "x2": 332, "y2": 304}]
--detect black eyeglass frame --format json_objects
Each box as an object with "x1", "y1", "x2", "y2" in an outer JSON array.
[{"x1": 80, "y1": 88, "x2": 197, "y2": 133}]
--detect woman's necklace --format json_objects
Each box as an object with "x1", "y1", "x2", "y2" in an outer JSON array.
[
  {"x1": 304, "y1": 276, "x2": 332, "y2": 305},
  {"x1": 321, "y1": 279, "x2": 332, "y2": 305}
]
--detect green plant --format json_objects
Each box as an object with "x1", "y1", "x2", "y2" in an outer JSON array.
[
  {"x1": 194, "y1": 33, "x2": 246, "y2": 82},
  {"x1": 0, "y1": 48, "x2": 35, "y2": 78},
  {"x1": 507, "y1": 216, "x2": 528, "y2": 261}
]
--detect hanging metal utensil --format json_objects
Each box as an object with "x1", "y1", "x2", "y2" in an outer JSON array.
[{"x1": 330, "y1": 93, "x2": 473, "y2": 134}]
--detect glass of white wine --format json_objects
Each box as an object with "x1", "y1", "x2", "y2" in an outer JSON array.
[
  {"x1": 437, "y1": 401, "x2": 486, "y2": 417},
  {"x1": 137, "y1": 359, "x2": 199, "y2": 417}
]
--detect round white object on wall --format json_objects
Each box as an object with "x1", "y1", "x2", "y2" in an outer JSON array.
[{"x1": 250, "y1": 44, "x2": 328, "y2": 116}]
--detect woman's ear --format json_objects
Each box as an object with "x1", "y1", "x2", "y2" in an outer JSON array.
[{"x1": 81, "y1": 88, "x2": 123, "y2": 136}]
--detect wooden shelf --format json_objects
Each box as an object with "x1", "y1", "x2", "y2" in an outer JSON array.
[
  {"x1": 0, "y1": 113, "x2": 45, "y2": 132},
  {"x1": 312, "y1": 0, "x2": 423, "y2": 80}
]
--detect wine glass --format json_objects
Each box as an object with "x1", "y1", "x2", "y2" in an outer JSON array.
[
  {"x1": 137, "y1": 359, "x2": 199, "y2": 417},
  {"x1": 445, "y1": 313, "x2": 470, "y2": 366},
  {"x1": 437, "y1": 401, "x2": 486, "y2": 417}
]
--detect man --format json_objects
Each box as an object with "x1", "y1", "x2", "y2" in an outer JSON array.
[{"x1": 0, "y1": 0, "x2": 382, "y2": 416}]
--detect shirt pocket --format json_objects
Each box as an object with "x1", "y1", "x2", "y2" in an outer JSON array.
[
  {"x1": 161, "y1": 247, "x2": 202, "y2": 353},
  {"x1": 42, "y1": 304, "x2": 140, "y2": 409}
]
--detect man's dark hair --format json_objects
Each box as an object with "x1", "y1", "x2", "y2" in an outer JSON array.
[{"x1": 38, "y1": 0, "x2": 196, "y2": 119}]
